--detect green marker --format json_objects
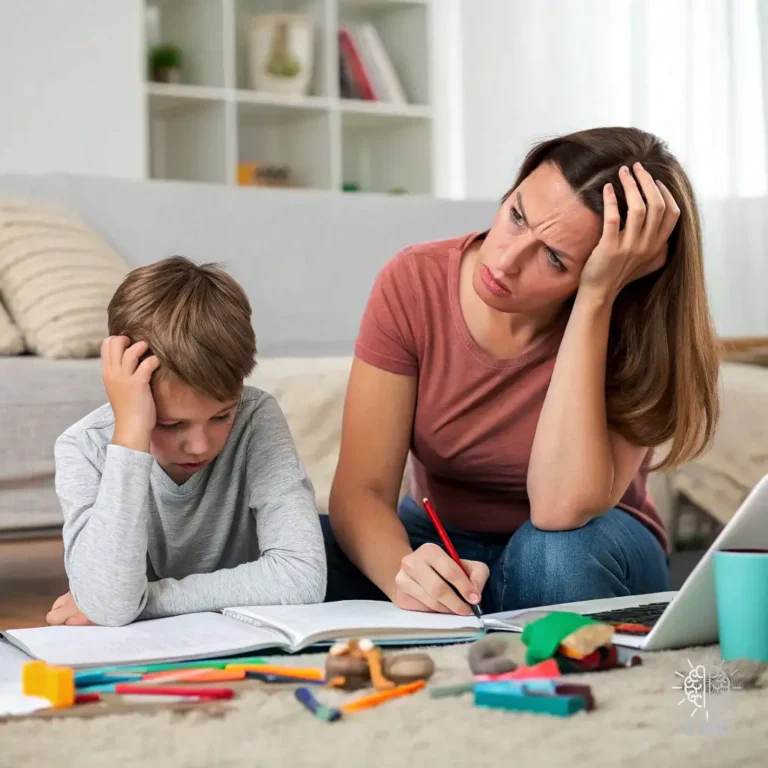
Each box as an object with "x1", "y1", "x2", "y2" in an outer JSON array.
[{"x1": 428, "y1": 683, "x2": 475, "y2": 699}]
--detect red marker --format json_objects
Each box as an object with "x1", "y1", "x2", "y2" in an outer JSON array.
[
  {"x1": 422, "y1": 497, "x2": 484, "y2": 623},
  {"x1": 114, "y1": 684, "x2": 234, "y2": 700}
]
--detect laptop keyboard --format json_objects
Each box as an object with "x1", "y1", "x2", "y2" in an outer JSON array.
[{"x1": 582, "y1": 601, "x2": 670, "y2": 635}]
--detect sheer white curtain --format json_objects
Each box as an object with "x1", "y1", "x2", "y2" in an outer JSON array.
[{"x1": 461, "y1": 0, "x2": 768, "y2": 336}]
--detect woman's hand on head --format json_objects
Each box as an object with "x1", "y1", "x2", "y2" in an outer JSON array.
[
  {"x1": 392, "y1": 544, "x2": 489, "y2": 616},
  {"x1": 579, "y1": 162, "x2": 680, "y2": 298}
]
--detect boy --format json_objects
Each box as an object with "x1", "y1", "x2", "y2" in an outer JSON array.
[{"x1": 46, "y1": 256, "x2": 326, "y2": 627}]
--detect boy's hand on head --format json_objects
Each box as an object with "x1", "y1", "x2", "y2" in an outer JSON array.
[
  {"x1": 46, "y1": 592, "x2": 95, "y2": 626},
  {"x1": 102, "y1": 336, "x2": 161, "y2": 453}
]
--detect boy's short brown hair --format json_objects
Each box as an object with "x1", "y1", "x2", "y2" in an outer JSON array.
[{"x1": 107, "y1": 256, "x2": 256, "y2": 401}]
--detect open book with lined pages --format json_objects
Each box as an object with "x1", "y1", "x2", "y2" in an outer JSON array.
[{"x1": 2, "y1": 601, "x2": 499, "y2": 669}]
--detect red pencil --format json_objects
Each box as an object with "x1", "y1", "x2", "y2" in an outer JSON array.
[{"x1": 422, "y1": 497, "x2": 484, "y2": 622}]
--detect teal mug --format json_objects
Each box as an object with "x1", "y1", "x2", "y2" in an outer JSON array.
[{"x1": 713, "y1": 549, "x2": 768, "y2": 662}]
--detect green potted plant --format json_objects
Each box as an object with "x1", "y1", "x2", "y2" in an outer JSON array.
[{"x1": 149, "y1": 43, "x2": 183, "y2": 84}]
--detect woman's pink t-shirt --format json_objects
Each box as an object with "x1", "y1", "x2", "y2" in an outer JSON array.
[{"x1": 354, "y1": 232, "x2": 668, "y2": 553}]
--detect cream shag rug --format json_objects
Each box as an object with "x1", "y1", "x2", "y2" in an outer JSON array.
[{"x1": 2, "y1": 637, "x2": 767, "y2": 768}]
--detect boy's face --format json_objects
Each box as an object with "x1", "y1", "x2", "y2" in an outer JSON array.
[{"x1": 149, "y1": 377, "x2": 241, "y2": 484}]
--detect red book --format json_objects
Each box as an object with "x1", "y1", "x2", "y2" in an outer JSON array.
[{"x1": 339, "y1": 29, "x2": 376, "y2": 100}]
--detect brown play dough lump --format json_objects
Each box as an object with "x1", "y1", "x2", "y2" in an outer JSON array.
[
  {"x1": 382, "y1": 653, "x2": 435, "y2": 683},
  {"x1": 325, "y1": 654, "x2": 371, "y2": 690},
  {"x1": 467, "y1": 636, "x2": 517, "y2": 676}
]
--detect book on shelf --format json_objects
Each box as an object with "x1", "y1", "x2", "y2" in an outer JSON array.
[{"x1": 338, "y1": 25, "x2": 407, "y2": 104}]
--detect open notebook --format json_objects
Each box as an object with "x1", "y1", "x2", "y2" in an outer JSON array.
[{"x1": 0, "y1": 600, "x2": 523, "y2": 669}]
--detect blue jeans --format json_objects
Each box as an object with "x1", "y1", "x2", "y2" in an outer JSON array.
[{"x1": 321, "y1": 496, "x2": 670, "y2": 613}]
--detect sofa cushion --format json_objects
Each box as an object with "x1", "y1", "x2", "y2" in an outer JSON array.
[
  {"x1": 0, "y1": 298, "x2": 24, "y2": 356},
  {"x1": 0, "y1": 357, "x2": 105, "y2": 532},
  {"x1": 0, "y1": 200, "x2": 129, "y2": 358},
  {"x1": 246, "y1": 357, "x2": 352, "y2": 514}
]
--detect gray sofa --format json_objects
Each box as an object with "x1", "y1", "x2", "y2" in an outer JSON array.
[{"x1": 0, "y1": 174, "x2": 497, "y2": 534}]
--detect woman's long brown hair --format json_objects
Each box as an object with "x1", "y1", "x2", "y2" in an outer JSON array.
[{"x1": 504, "y1": 127, "x2": 720, "y2": 470}]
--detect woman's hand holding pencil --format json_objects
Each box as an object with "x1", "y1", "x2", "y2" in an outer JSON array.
[{"x1": 392, "y1": 498, "x2": 488, "y2": 617}]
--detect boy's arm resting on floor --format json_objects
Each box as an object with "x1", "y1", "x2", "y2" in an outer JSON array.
[
  {"x1": 139, "y1": 394, "x2": 327, "y2": 619},
  {"x1": 55, "y1": 434, "x2": 153, "y2": 626}
]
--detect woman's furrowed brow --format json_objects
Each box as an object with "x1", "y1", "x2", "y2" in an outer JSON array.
[{"x1": 518, "y1": 190, "x2": 575, "y2": 262}]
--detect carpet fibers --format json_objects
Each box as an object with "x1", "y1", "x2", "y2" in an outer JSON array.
[{"x1": 2, "y1": 637, "x2": 767, "y2": 768}]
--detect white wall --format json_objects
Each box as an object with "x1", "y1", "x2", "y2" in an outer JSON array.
[
  {"x1": 0, "y1": 0, "x2": 146, "y2": 179},
  {"x1": 460, "y1": 0, "x2": 630, "y2": 201},
  {"x1": 429, "y1": 0, "x2": 465, "y2": 200}
]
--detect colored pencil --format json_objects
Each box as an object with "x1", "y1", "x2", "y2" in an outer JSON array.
[
  {"x1": 295, "y1": 687, "x2": 342, "y2": 722},
  {"x1": 341, "y1": 680, "x2": 425, "y2": 713},
  {"x1": 114, "y1": 684, "x2": 234, "y2": 700},
  {"x1": 74, "y1": 672, "x2": 144, "y2": 688},
  {"x1": 141, "y1": 668, "x2": 246, "y2": 684},
  {"x1": 422, "y1": 497, "x2": 484, "y2": 623},
  {"x1": 245, "y1": 671, "x2": 327, "y2": 685},
  {"x1": 114, "y1": 694, "x2": 210, "y2": 704},
  {"x1": 74, "y1": 693, "x2": 101, "y2": 705},
  {"x1": 226, "y1": 664, "x2": 325, "y2": 680},
  {"x1": 74, "y1": 656, "x2": 267, "y2": 681}
]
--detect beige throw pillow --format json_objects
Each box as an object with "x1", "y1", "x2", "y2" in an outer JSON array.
[
  {"x1": 0, "y1": 298, "x2": 24, "y2": 355},
  {"x1": 0, "y1": 201, "x2": 129, "y2": 358}
]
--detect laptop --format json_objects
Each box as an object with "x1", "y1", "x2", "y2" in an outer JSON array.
[{"x1": 489, "y1": 473, "x2": 768, "y2": 651}]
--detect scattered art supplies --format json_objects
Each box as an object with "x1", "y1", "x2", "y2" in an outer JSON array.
[{"x1": 1, "y1": 601, "x2": 489, "y2": 670}]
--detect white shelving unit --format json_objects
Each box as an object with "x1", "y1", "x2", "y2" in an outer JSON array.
[{"x1": 145, "y1": 0, "x2": 435, "y2": 195}]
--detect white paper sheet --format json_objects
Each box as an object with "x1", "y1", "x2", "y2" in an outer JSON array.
[{"x1": 0, "y1": 682, "x2": 51, "y2": 717}]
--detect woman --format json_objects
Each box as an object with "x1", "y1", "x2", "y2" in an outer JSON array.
[{"x1": 323, "y1": 127, "x2": 720, "y2": 616}]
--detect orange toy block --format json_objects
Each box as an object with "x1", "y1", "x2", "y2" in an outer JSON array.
[{"x1": 22, "y1": 661, "x2": 75, "y2": 708}]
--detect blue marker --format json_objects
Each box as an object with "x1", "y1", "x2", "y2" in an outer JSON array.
[
  {"x1": 294, "y1": 687, "x2": 342, "y2": 722},
  {"x1": 74, "y1": 672, "x2": 144, "y2": 688}
]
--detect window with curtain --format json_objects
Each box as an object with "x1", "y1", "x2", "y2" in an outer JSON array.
[{"x1": 461, "y1": 0, "x2": 768, "y2": 336}]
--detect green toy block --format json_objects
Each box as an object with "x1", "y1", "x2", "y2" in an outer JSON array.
[{"x1": 474, "y1": 685, "x2": 586, "y2": 717}]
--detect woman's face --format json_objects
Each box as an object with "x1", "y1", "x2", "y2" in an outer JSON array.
[{"x1": 473, "y1": 162, "x2": 603, "y2": 314}]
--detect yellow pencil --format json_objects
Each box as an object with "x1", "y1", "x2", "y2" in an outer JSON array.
[{"x1": 341, "y1": 680, "x2": 426, "y2": 713}]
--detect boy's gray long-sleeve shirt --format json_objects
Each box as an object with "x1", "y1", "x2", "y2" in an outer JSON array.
[{"x1": 54, "y1": 386, "x2": 327, "y2": 626}]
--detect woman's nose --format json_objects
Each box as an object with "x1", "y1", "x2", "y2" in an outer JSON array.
[{"x1": 497, "y1": 241, "x2": 528, "y2": 275}]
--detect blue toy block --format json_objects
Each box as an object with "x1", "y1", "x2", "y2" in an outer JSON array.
[{"x1": 474, "y1": 683, "x2": 586, "y2": 717}]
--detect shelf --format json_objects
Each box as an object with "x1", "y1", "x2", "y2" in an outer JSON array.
[
  {"x1": 237, "y1": 90, "x2": 331, "y2": 118},
  {"x1": 147, "y1": 0, "x2": 226, "y2": 87},
  {"x1": 339, "y1": 98, "x2": 430, "y2": 127},
  {"x1": 234, "y1": 0, "x2": 330, "y2": 96},
  {"x1": 237, "y1": 102, "x2": 332, "y2": 190},
  {"x1": 338, "y1": 0, "x2": 429, "y2": 106},
  {"x1": 149, "y1": 99, "x2": 228, "y2": 184},
  {"x1": 144, "y1": 0, "x2": 436, "y2": 195},
  {"x1": 342, "y1": 113, "x2": 431, "y2": 194},
  {"x1": 147, "y1": 83, "x2": 227, "y2": 113}
]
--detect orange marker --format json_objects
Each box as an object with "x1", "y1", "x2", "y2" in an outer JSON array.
[
  {"x1": 341, "y1": 680, "x2": 425, "y2": 713},
  {"x1": 226, "y1": 664, "x2": 325, "y2": 681},
  {"x1": 143, "y1": 668, "x2": 246, "y2": 684}
]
